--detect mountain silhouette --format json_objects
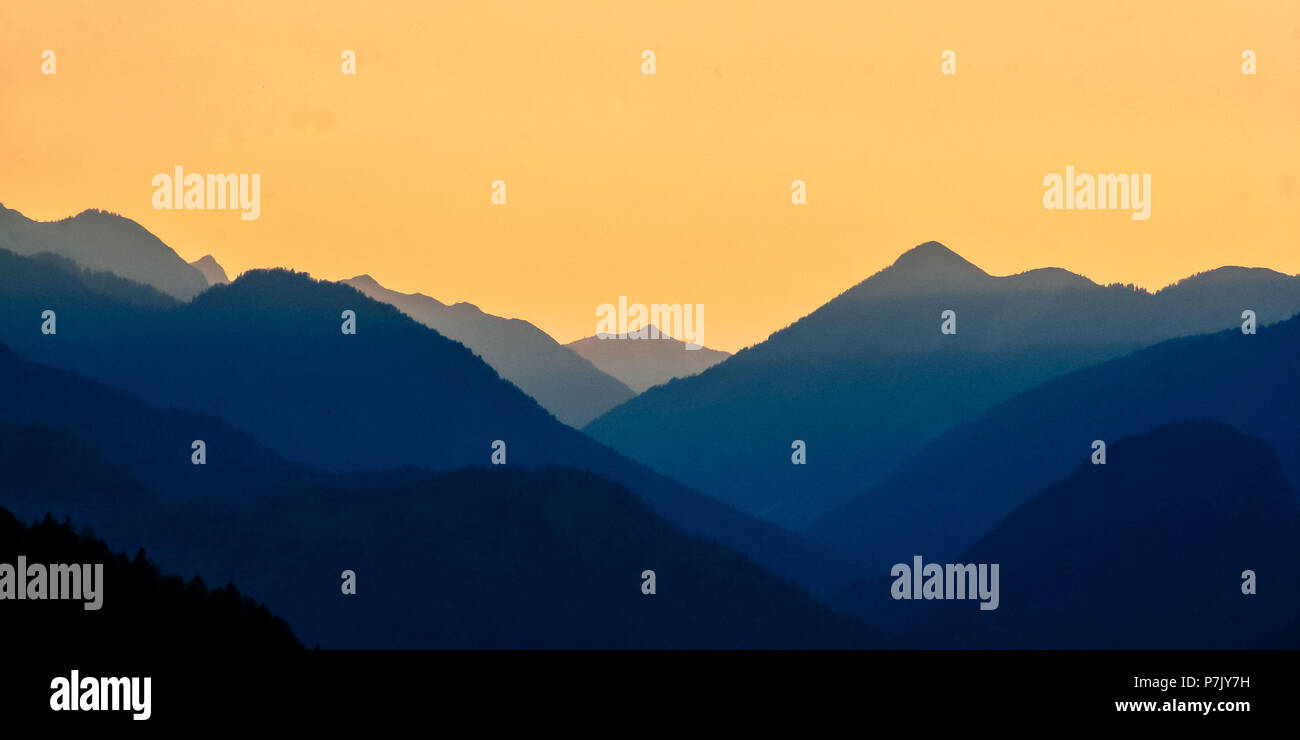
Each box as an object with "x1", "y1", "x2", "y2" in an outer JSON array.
[
  {"x1": 0, "y1": 249, "x2": 178, "y2": 308},
  {"x1": 831, "y1": 423, "x2": 1300, "y2": 648},
  {"x1": 0, "y1": 423, "x2": 879, "y2": 648},
  {"x1": 342, "y1": 274, "x2": 634, "y2": 427},
  {"x1": 0, "y1": 250, "x2": 855, "y2": 595},
  {"x1": 861, "y1": 240, "x2": 991, "y2": 294},
  {"x1": 566, "y1": 326, "x2": 731, "y2": 393},
  {"x1": 0, "y1": 203, "x2": 208, "y2": 301},
  {"x1": 190, "y1": 254, "x2": 231, "y2": 285},
  {"x1": 0, "y1": 342, "x2": 316, "y2": 500},
  {"x1": 0, "y1": 500, "x2": 300, "y2": 653},
  {"x1": 584, "y1": 241, "x2": 1300, "y2": 529},
  {"x1": 809, "y1": 312, "x2": 1300, "y2": 571}
]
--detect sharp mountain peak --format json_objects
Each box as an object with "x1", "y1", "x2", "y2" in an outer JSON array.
[
  {"x1": 889, "y1": 241, "x2": 988, "y2": 276},
  {"x1": 190, "y1": 254, "x2": 230, "y2": 285}
]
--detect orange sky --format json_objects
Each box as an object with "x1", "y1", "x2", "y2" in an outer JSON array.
[{"x1": 2, "y1": 0, "x2": 1297, "y2": 352}]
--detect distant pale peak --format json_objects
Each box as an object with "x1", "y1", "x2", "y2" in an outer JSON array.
[
  {"x1": 347, "y1": 274, "x2": 382, "y2": 288},
  {"x1": 190, "y1": 254, "x2": 231, "y2": 285},
  {"x1": 889, "y1": 241, "x2": 988, "y2": 277}
]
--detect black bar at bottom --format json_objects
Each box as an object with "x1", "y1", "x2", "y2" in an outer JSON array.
[{"x1": 1, "y1": 649, "x2": 1287, "y2": 727}]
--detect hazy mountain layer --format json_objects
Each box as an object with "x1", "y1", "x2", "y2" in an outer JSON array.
[
  {"x1": 0, "y1": 203, "x2": 208, "y2": 301},
  {"x1": 586, "y1": 242, "x2": 1300, "y2": 529},
  {"x1": 810, "y1": 313, "x2": 1300, "y2": 570},
  {"x1": 343, "y1": 274, "x2": 634, "y2": 428},
  {"x1": 0, "y1": 423, "x2": 878, "y2": 648},
  {"x1": 832, "y1": 423, "x2": 1300, "y2": 648},
  {"x1": 567, "y1": 326, "x2": 731, "y2": 393},
  {"x1": 0, "y1": 250, "x2": 856, "y2": 595}
]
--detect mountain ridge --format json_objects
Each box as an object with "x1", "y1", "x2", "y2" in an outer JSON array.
[
  {"x1": 0, "y1": 251, "x2": 858, "y2": 596},
  {"x1": 0, "y1": 421, "x2": 880, "y2": 648},
  {"x1": 190, "y1": 254, "x2": 231, "y2": 285},
  {"x1": 566, "y1": 325, "x2": 731, "y2": 393},
  {"x1": 0, "y1": 203, "x2": 209, "y2": 300},
  {"x1": 585, "y1": 241, "x2": 1300, "y2": 529},
  {"x1": 808, "y1": 312, "x2": 1300, "y2": 570},
  {"x1": 341, "y1": 273, "x2": 635, "y2": 427},
  {"x1": 832, "y1": 422, "x2": 1300, "y2": 648}
]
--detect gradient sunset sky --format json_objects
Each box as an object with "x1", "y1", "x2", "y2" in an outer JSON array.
[{"x1": 2, "y1": 0, "x2": 1297, "y2": 351}]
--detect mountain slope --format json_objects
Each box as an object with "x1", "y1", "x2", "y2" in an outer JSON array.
[
  {"x1": 0, "y1": 250, "x2": 856, "y2": 595},
  {"x1": 0, "y1": 501, "x2": 300, "y2": 652},
  {"x1": 343, "y1": 274, "x2": 634, "y2": 427},
  {"x1": 831, "y1": 423, "x2": 1300, "y2": 648},
  {"x1": 0, "y1": 423, "x2": 879, "y2": 649},
  {"x1": 566, "y1": 326, "x2": 731, "y2": 393},
  {"x1": 190, "y1": 254, "x2": 231, "y2": 285},
  {"x1": 0, "y1": 203, "x2": 208, "y2": 300},
  {"x1": 0, "y1": 342, "x2": 316, "y2": 500},
  {"x1": 4, "y1": 249, "x2": 179, "y2": 309},
  {"x1": 809, "y1": 312, "x2": 1300, "y2": 571},
  {"x1": 585, "y1": 241, "x2": 1300, "y2": 528}
]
